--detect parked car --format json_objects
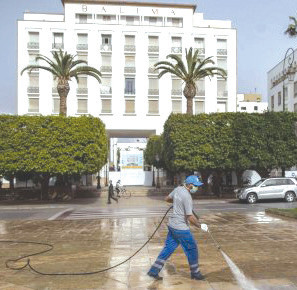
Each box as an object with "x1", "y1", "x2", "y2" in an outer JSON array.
[{"x1": 236, "y1": 177, "x2": 297, "y2": 204}]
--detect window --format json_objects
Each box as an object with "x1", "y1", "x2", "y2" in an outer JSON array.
[
  {"x1": 148, "y1": 36, "x2": 159, "y2": 52},
  {"x1": 28, "y1": 74, "x2": 39, "y2": 93},
  {"x1": 28, "y1": 97, "x2": 39, "y2": 113},
  {"x1": 148, "y1": 78, "x2": 159, "y2": 95},
  {"x1": 195, "y1": 101, "x2": 205, "y2": 114},
  {"x1": 101, "y1": 77, "x2": 112, "y2": 94},
  {"x1": 241, "y1": 107, "x2": 246, "y2": 111},
  {"x1": 172, "y1": 79, "x2": 182, "y2": 95},
  {"x1": 125, "y1": 100, "x2": 135, "y2": 113},
  {"x1": 168, "y1": 17, "x2": 182, "y2": 27},
  {"x1": 28, "y1": 32, "x2": 39, "y2": 49},
  {"x1": 103, "y1": 15, "x2": 111, "y2": 22},
  {"x1": 217, "y1": 58, "x2": 227, "y2": 71},
  {"x1": 77, "y1": 98, "x2": 88, "y2": 113},
  {"x1": 125, "y1": 78, "x2": 135, "y2": 95},
  {"x1": 271, "y1": 95, "x2": 274, "y2": 110},
  {"x1": 77, "y1": 53, "x2": 88, "y2": 65},
  {"x1": 101, "y1": 99, "x2": 112, "y2": 113},
  {"x1": 194, "y1": 38, "x2": 205, "y2": 54},
  {"x1": 149, "y1": 17, "x2": 157, "y2": 26},
  {"x1": 101, "y1": 55, "x2": 112, "y2": 72},
  {"x1": 217, "y1": 39, "x2": 227, "y2": 55},
  {"x1": 125, "y1": 35, "x2": 135, "y2": 52},
  {"x1": 148, "y1": 56, "x2": 159, "y2": 73},
  {"x1": 77, "y1": 34, "x2": 88, "y2": 50},
  {"x1": 171, "y1": 37, "x2": 182, "y2": 53},
  {"x1": 29, "y1": 53, "x2": 38, "y2": 66},
  {"x1": 77, "y1": 14, "x2": 91, "y2": 24},
  {"x1": 294, "y1": 81, "x2": 297, "y2": 98},
  {"x1": 196, "y1": 79, "x2": 205, "y2": 96},
  {"x1": 53, "y1": 33, "x2": 64, "y2": 49},
  {"x1": 52, "y1": 97, "x2": 60, "y2": 114},
  {"x1": 126, "y1": 16, "x2": 135, "y2": 25},
  {"x1": 125, "y1": 55, "x2": 135, "y2": 67},
  {"x1": 263, "y1": 179, "x2": 277, "y2": 187},
  {"x1": 217, "y1": 79, "x2": 227, "y2": 97},
  {"x1": 102, "y1": 34, "x2": 112, "y2": 45},
  {"x1": 148, "y1": 100, "x2": 159, "y2": 114},
  {"x1": 77, "y1": 77, "x2": 87, "y2": 94},
  {"x1": 172, "y1": 100, "x2": 182, "y2": 113},
  {"x1": 278, "y1": 91, "x2": 282, "y2": 106},
  {"x1": 254, "y1": 106, "x2": 258, "y2": 111},
  {"x1": 217, "y1": 102, "x2": 227, "y2": 112}
]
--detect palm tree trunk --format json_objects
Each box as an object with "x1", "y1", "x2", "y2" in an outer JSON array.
[
  {"x1": 57, "y1": 80, "x2": 70, "y2": 116},
  {"x1": 186, "y1": 97, "x2": 194, "y2": 115},
  {"x1": 183, "y1": 82, "x2": 196, "y2": 115}
]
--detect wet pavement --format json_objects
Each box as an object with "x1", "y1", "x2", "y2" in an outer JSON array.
[{"x1": 0, "y1": 206, "x2": 297, "y2": 290}]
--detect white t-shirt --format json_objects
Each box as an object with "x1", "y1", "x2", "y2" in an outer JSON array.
[{"x1": 168, "y1": 186, "x2": 193, "y2": 230}]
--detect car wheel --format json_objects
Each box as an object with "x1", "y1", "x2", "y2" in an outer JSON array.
[
  {"x1": 247, "y1": 193, "x2": 257, "y2": 204},
  {"x1": 285, "y1": 192, "x2": 295, "y2": 202}
]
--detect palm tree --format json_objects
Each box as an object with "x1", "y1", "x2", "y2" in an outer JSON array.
[
  {"x1": 154, "y1": 47, "x2": 227, "y2": 114},
  {"x1": 285, "y1": 16, "x2": 297, "y2": 37},
  {"x1": 21, "y1": 50, "x2": 101, "y2": 116}
]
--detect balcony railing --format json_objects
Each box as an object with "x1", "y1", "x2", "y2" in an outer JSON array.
[
  {"x1": 194, "y1": 48, "x2": 205, "y2": 55},
  {"x1": 217, "y1": 49, "x2": 227, "y2": 55},
  {"x1": 27, "y1": 42, "x2": 39, "y2": 49},
  {"x1": 76, "y1": 44, "x2": 88, "y2": 50},
  {"x1": 196, "y1": 90, "x2": 205, "y2": 96},
  {"x1": 124, "y1": 67, "x2": 136, "y2": 73},
  {"x1": 52, "y1": 87, "x2": 58, "y2": 94},
  {"x1": 148, "y1": 67, "x2": 158, "y2": 74},
  {"x1": 100, "y1": 87, "x2": 112, "y2": 94},
  {"x1": 124, "y1": 45, "x2": 136, "y2": 52},
  {"x1": 171, "y1": 89, "x2": 182, "y2": 95},
  {"x1": 148, "y1": 46, "x2": 159, "y2": 53},
  {"x1": 171, "y1": 47, "x2": 182, "y2": 54},
  {"x1": 100, "y1": 66, "x2": 112, "y2": 73},
  {"x1": 148, "y1": 89, "x2": 159, "y2": 96},
  {"x1": 124, "y1": 90, "x2": 135, "y2": 95},
  {"x1": 27, "y1": 87, "x2": 39, "y2": 94},
  {"x1": 76, "y1": 88, "x2": 88, "y2": 94},
  {"x1": 100, "y1": 44, "x2": 112, "y2": 52},
  {"x1": 52, "y1": 43, "x2": 64, "y2": 49}
]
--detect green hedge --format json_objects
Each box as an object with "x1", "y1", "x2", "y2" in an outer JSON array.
[{"x1": 0, "y1": 115, "x2": 107, "y2": 178}]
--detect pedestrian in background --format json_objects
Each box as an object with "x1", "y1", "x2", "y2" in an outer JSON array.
[{"x1": 108, "y1": 180, "x2": 118, "y2": 204}]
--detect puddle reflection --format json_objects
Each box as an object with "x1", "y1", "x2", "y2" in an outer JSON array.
[{"x1": 252, "y1": 212, "x2": 281, "y2": 224}]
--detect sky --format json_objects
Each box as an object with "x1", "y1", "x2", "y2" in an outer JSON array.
[{"x1": 0, "y1": 0, "x2": 296, "y2": 114}]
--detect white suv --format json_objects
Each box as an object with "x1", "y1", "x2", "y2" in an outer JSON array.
[{"x1": 236, "y1": 177, "x2": 297, "y2": 204}]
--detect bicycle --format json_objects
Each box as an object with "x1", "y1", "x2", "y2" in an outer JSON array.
[{"x1": 117, "y1": 186, "x2": 131, "y2": 198}]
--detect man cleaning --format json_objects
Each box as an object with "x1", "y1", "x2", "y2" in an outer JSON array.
[{"x1": 147, "y1": 175, "x2": 208, "y2": 281}]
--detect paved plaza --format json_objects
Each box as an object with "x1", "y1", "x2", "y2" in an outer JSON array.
[{"x1": 0, "y1": 196, "x2": 297, "y2": 289}]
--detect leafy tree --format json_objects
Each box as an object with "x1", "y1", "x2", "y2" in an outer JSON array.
[
  {"x1": 21, "y1": 50, "x2": 101, "y2": 116},
  {"x1": 144, "y1": 135, "x2": 165, "y2": 169},
  {"x1": 154, "y1": 48, "x2": 226, "y2": 115},
  {"x1": 285, "y1": 15, "x2": 297, "y2": 37},
  {"x1": 0, "y1": 115, "x2": 107, "y2": 199}
]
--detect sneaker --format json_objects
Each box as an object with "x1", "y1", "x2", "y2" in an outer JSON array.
[
  {"x1": 147, "y1": 271, "x2": 163, "y2": 281},
  {"x1": 191, "y1": 271, "x2": 205, "y2": 280}
]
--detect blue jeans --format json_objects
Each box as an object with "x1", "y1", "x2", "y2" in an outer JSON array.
[{"x1": 148, "y1": 226, "x2": 199, "y2": 275}]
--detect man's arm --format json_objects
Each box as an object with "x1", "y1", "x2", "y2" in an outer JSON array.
[{"x1": 187, "y1": 214, "x2": 200, "y2": 228}]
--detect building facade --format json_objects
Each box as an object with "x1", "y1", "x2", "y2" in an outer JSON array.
[
  {"x1": 18, "y1": 0, "x2": 237, "y2": 137},
  {"x1": 237, "y1": 93, "x2": 268, "y2": 113},
  {"x1": 267, "y1": 48, "x2": 297, "y2": 112}
]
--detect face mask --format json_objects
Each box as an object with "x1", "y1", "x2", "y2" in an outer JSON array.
[{"x1": 190, "y1": 186, "x2": 198, "y2": 194}]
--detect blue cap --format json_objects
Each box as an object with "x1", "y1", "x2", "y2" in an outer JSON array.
[{"x1": 185, "y1": 175, "x2": 203, "y2": 187}]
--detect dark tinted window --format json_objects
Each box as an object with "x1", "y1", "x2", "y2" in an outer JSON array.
[{"x1": 286, "y1": 179, "x2": 294, "y2": 185}]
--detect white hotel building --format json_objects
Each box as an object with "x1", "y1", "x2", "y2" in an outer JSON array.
[{"x1": 17, "y1": 0, "x2": 237, "y2": 138}]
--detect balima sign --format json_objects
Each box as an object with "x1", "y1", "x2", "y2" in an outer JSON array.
[{"x1": 80, "y1": 4, "x2": 178, "y2": 16}]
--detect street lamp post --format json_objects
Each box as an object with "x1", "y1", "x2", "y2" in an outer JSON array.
[
  {"x1": 282, "y1": 48, "x2": 295, "y2": 111},
  {"x1": 155, "y1": 154, "x2": 160, "y2": 188}
]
